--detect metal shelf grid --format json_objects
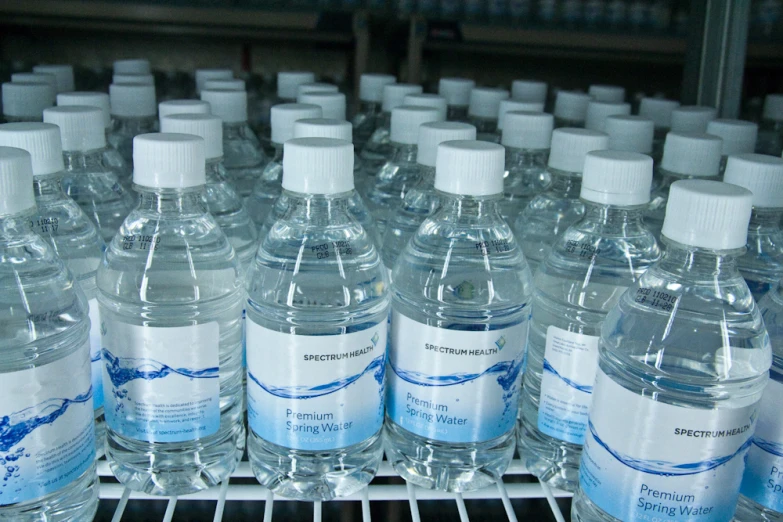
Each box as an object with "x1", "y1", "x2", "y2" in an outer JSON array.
[{"x1": 98, "y1": 456, "x2": 571, "y2": 522}]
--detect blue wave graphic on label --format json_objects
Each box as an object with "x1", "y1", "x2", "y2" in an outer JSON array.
[
  {"x1": 102, "y1": 349, "x2": 219, "y2": 388},
  {"x1": 753, "y1": 437, "x2": 783, "y2": 458},
  {"x1": 389, "y1": 355, "x2": 523, "y2": 391},
  {"x1": 542, "y1": 358, "x2": 593, "y2": 393}
]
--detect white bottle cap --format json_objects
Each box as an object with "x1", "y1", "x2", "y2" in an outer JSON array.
[
  {"x1": 158, "y1": 99, "x2": 211, "y2": 120},
  {"x1": 762, "y1": 94, "x2": 783, "y2": 122},
  {"x1": 113, "y1": 59, "x2": 151, "y2": 75},
  {"x1": 554, "y1": 91, "x2": 592, "y2": 123},
  {"x1": 548, "y1": 128, "x2": 609, "y2": 173},
  {"x1": 270, "y1": 103, "x2": 323, "y2": 144},
  {"x1": 360, "y1": 73, "x2": 396, "y2": 103},
  {"x1": 638, "y1": 97, "x2": 680, "y2": 129},
  {"x1": 293, "y1": 118, "x2": 353, "y2": 141},
  {"x1": 661, "y1": 132, "x2": 722, "y2": 177},
  {"x1": 57, "y1": 91, "x2": 111, "y2": 129},
  {"x1": 502, "y1": 111, "x2": 554, "y2": 150},
  {"x1": 43, "y1": 106, "x2": 106, "y2": 151},
  {"x1": 277, "y1": 71, "x2": 316, "y2": 100},
  {"x1": 404, "y1": 93, "x2": 448, "y2": 120},
  {"x1": 110, "y1": 83, "x2": 156, "y2": 118},
  {"x1": 468, "y1": 87, "x2": 510, "y2": 119},
  {"x1": 605, "y1": 115, "x2": 654, "y2": 154},
  {"x1": 706, "y1": 119, "x2": 758, "y2": 156},
  {"x1": 0, "y1": 122, "x2": 65, "y2": 175},
  {"x1": 32, "y1": 65, "x2": 74, "y2": 93},
  {"x1": 661, "y1": 179, "x2": 752, "y2": 250},
  {"x1": 497, "y1": 100, "x2": 546, "y2": 130},
  {"x1": 11, "y1": 73, "x2": 58, "y2": 96},
  {"x1": 112, "y1": 73, "x2": 154, "y2": 86},
  {"x1": 670, "y1": 105, "x2": 717, "y2": 133},
  {"x1": 296, "y1": 92, "x2": 346, "y2": 120},
  {"x1": 0, "y1": 147, "x2": 35, "y2": 215},
  {"x1": 195, "y1": 69, "x2": 233, "y2": 95},
  {"x1": 438, "y1": 77, "x2": 475, "y2": 107},
  {"x1": 391, "y1": 105, "x2": 442, "y2": 145},
  {"x1": 588, "y1": 84, "x2": 626, "y2": 103},
  {"x1": 200, "y1": 89, "x2": 247, "y2": 123},
  {"x1": 297, "y1": 82, "x2": 338, "y2": 97},
  {"x1": 282, "y1": 137, "x2": 354, "y2": 194},
  {"x1": 160, "y1": 113, "x2": 223, "y2": 160},
  {"x1": 132, "y1": 133, "x2": 205, "y2": 188},
  {"x1": 2, "y1": 82, "x2": 55, "y2": 120},
  {"x1": 581, "y1": 150, "x2": 653, "y2": 206},
  {"x1": 723, "y1": 153, "x2": 783, "y2": 208},
  {"x1": 435, "y1": 140, "x2": 505, "y2": 196},
  {"x1": 204, "y1": 79, "x2": 245, "y2": 91},
  {"x1": 382, "y1": 83, "x2": 423, "y2": 112},
  {"x1": 585, "y1": 101, "x2": 632, "y2": 131},
  {"x1": 511, "y1": 79, "x2": 548, "y2": 103},
  {"x1": 417, "y1": 121, "x2": 476, "y2": 167}
]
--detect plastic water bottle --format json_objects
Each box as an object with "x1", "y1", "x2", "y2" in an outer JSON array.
[
  {"x1": 645, "y1": 132, "x2": 722, "y2": 239},
  {"x1": 0, "y1": 146, "x2": 98, "y2": 520},
  {"x1": 353, "y1": 73, "x2": 396, "y2": 151},
  {"x1": 515, "y1": 128, "x2": 609, "y2": 273},
  {"x1": 245, "y1": 137, "x2": 388, "y2": 500},
  {"x1": 57, "y1": 91, "x2": 133, "y2": 194},
  {"x1": 195, "y1": 68, "x2": 233, "y2": 97},
  {"x1": 158, "y1": 99, "x2": 211, "y2": 123},
  {"x1": 438, "y1": 77, "x2": 475, "y2": 122},
  {"x1": 517, "y1": 150, "x2": 660, "y2": 492},
  {"x1": 113, "y1": 59, "x2": 150, "y2": 76},
  {"x1": 495, "y1": 99, "x2": 546, "y2": 143},
  {"x1": 381, "y1": 121, "x2": 476, "y2": 274},
  {"x1": 296, "y1": 82, "x2": 338, "y2": 98},
  {"x1": 161, "y1": 113, "x2": 259, "y2": 271},
  {"x1": 724, "y1": 153, "x2": 783, "y2": 301},
  {"x1": 404, "y1": 93, "x2": 448, "y2": 121},
  {"x1": 584, "y1": 101, "x2": 631, "y2": 132},
  {"x1": 0, "y1": 123, "x2": 107, "y2": 460},
  {"x1": 734, "y1": 282, "x2": 783, "y2": 521},
  {"x1": 588, "y1": 84, "x2": 625, "y2": 103},
  {"x1": 202, "y1": 88, "x2": 268, "y2": 198},
  {"x1": 707, "y1": 119, "x2": 759, "y2": 173},
  {"x1": 511, "y1": 79, "x2": 548, "y2": 104},
  {"x1": 605, "y1": 115, "x2": 655, "y2": 156},
  {"x1": 297, "y1": 92, "x2": 347, "y2": 120},
  {"x1": 500, "y1": 111, "x2": 554, "y2": 222},
  {"x1": 32, "y1": 64, "x2": 75, "y2": 93},
  {"x1": 467, "y1": 87, "x2": 510, "y2": 142},
  {"x1": 43, "y1": 106, "x2": 134, "y2": 244},
  {"x1": 757, "y1": 94, "x2": 783, "y2": 156},
  {"x1": 361, "y1": 83, "x2": 423, "y2": 175},
  {"x1": 2, "y1": 82, "x2": 54, "y2": 123},
  {"x1": 365, "y1": 105, "x2": 441, "y2": 235},
  {"x1": 107, "y1": 83, "x2": 157, "y2": 169},
  {"x1": 245, "y1": 103, "x2": 322, "y2": 228},
  {"x1": 638, "y1": 97, "x2": 680, "y2": 162},
  {"x1": 98, "y1": 133, "x2": 244, "y2": 495},
  {"x1": 385, "y1": 140, "x2": 534, "y2": 492},
  {"x1": 670, "y1": 105, "x2": 718, "y2": 133},
  {"x1": 572, "y1": 179, "x2": 771, "y2": 522},
  {"x1": 553, "y1": 91, "x2": 592, "y2": 128}
]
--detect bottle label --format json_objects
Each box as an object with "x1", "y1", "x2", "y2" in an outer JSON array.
[
  {"x1": 0, "y1": 345, "x2": 95, "y2": 506},
  {"x1": 246, "y1": 320, "x2": 387, "y2": 451},
  {"x1": 740, "y1": 376, "x2": 783, "y2": 512},
  {"x1": 101, "y1": 321, "x2": 221, "y2": 443},
  {"x1": 387, "y1": 311, "x2": 528, "y2": 443},
  {"x1": 88, "y1": 298, "x2": 103, "y2": 411},
  {"x1": 537, "y1": 326, "x2": 599, "y2": 445},
  {"x1": 580, "y1": 369, "x2": 757, "y2": 522}
]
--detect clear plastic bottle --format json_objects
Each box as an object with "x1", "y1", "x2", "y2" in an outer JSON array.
[
  {"x1": 511, "y1": 79, "x2": 548, "y2": 105},
  {"x1": 44, "y1": 106, "x2": 134, "y2": 243},
  {"x1": 381, "y1": 121, "x2": 476, "y2": 274},
  {"x1": 246, "y1": 137, "x2": 389, "y2": 500},
  {"x1": 605, "y1": 115, "x2": 655, "y2": 156},
  {"x1": 353, "y1": 73, "x2": 396, "y2": 151},
  {"x1": 0, "y1": 123, "x2": 106, "y2": 460},
  {"x1": 517, "y1": 150, "x2": 660, "y2": 493},
  {"x1": 495, "y1": 99, "x2": 546, "y2": 143},
  {"x1": 107, "y1": 83, "x2": 157, "y2": 171},
  {"x1": 365, "y1": 105, "x2": 441, "y2": 235},
  {"x1": 757, "y1": 94, "x2": 783, "y2": 157},
  {"x1": 645, "y1": 131, "x2": 722, "y2": 240},
  {"x1": 707, "y1": 119, "x2": 759, "y2": 173},
  {"x1": 500, "y1": 111, "x2": 554, "y2": 223},
  {"x1": 0, "y1": 146, "x2": 98, "y2": 522},
  {"x1": 553, "y1": 91, "x2": 592, "y2": 128},
  {"x1": 572, "y1": 179, "x2": 771, "y2": 522},
  {"x1": 638, "y1": 97, "x2": 680, "y2": 163},
  {"x1": 245, "y1": 103, "x2": 322, "y2": 228},
  {"x1": 584, "y1": 101, "x2": 631, "y2": 132},
  {"x1": 360, "y1": 83, "x2": 422, "y2": 175},
  {"x1": 468, "y1": 87, "x2": 510, "y2": 142},
  {"x1": 385, "y1": 140, "x2": 534, "y2": 492},
  {"x1": 515, "y1": 128, "x2": 609, "y2": 273},
  {"x1": 297, "y1": 92, "x2": 347, "y2": 120},
  {"x1": 670, "y1": 105, "x2": 717, "y2": 133},
  {"x1": 32, "y1": 64, "x2": 75, "y2": 94},
  {"x1": 2, "y1": 82, "x2": 54, "y2": 123},
  {"x1": 403, "y1": 93, "x2": 448, "y2": 121},
  {"x1": 202, "y1": 88, "x2": 268, "y2": 198},
  {"x1": 587, "y1": 84, "x2": 625, "y2": 103},
  {"x1": 161, "y1": 113, "x2": 259, "y2": 271},
  {"x1": 438, "y1": 77, "x2": 475, "y2": 123},
  {"x1": 97, "y1": 133, "x2": 244, "y2": 495},
  {"x1": 724, "y1": 153, "x2": 783, "y2": 301}
]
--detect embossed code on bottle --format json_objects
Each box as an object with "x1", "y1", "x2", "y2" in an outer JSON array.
[{"x1": 634, "y1": 287, "x2": 679, "y2": 312}]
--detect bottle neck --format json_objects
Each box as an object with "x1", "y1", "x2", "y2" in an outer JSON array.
[
  {"x1": 580, "y1": 201, "x2": 648, "y2": 230},
  {"x1": 390, "y1": 143, "x2": 418, "y2": 164},
  {"x1": 547, "y1": 167, "x2": 582, "y2": 198},
  {"x1": 415, "y1": 164, "x2": 436, "y2": 187},
  {"x1": 748, "y1": 207, "x2": 783, "y2": 234},
  {"x1": 507, "y1": 147, "x2": 549, "y2": 168},
  {"x1": 112, "y1": 115, "x2": 156, "y2": 134},
  {"x1": 659, "y1": 167, "x2": 717, "y2": 186},
  {"x1": 359, "y1": 100, "x2": 381, "y2": 115},
  {"x1": 436, "y1": 192, "x2": 504, "y2": 221},
  {"x1": 205, "y1": 158, "x2": 226, "y2": 183},
  {"x1": 34, "y1": 172, "x2": 68, "y2": 199},
  {"x1": 62, "y1": 149, "x2": 107, "y2": 172},
  {"x1": 447, "y1": 105, "x2": 469, "y2": 121},
  {"x1": 222, "y1": 121, "x2": 251, "y2": 138},
  {"x1": 281, "y1": 191, "x2": 355, "y2": 226},
  {"x1": 658, "y1": 238, "x2": 743, "y2": 281},
  {"x1": 135, "y1": 186, "x2": 208, "y2": 215}
]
